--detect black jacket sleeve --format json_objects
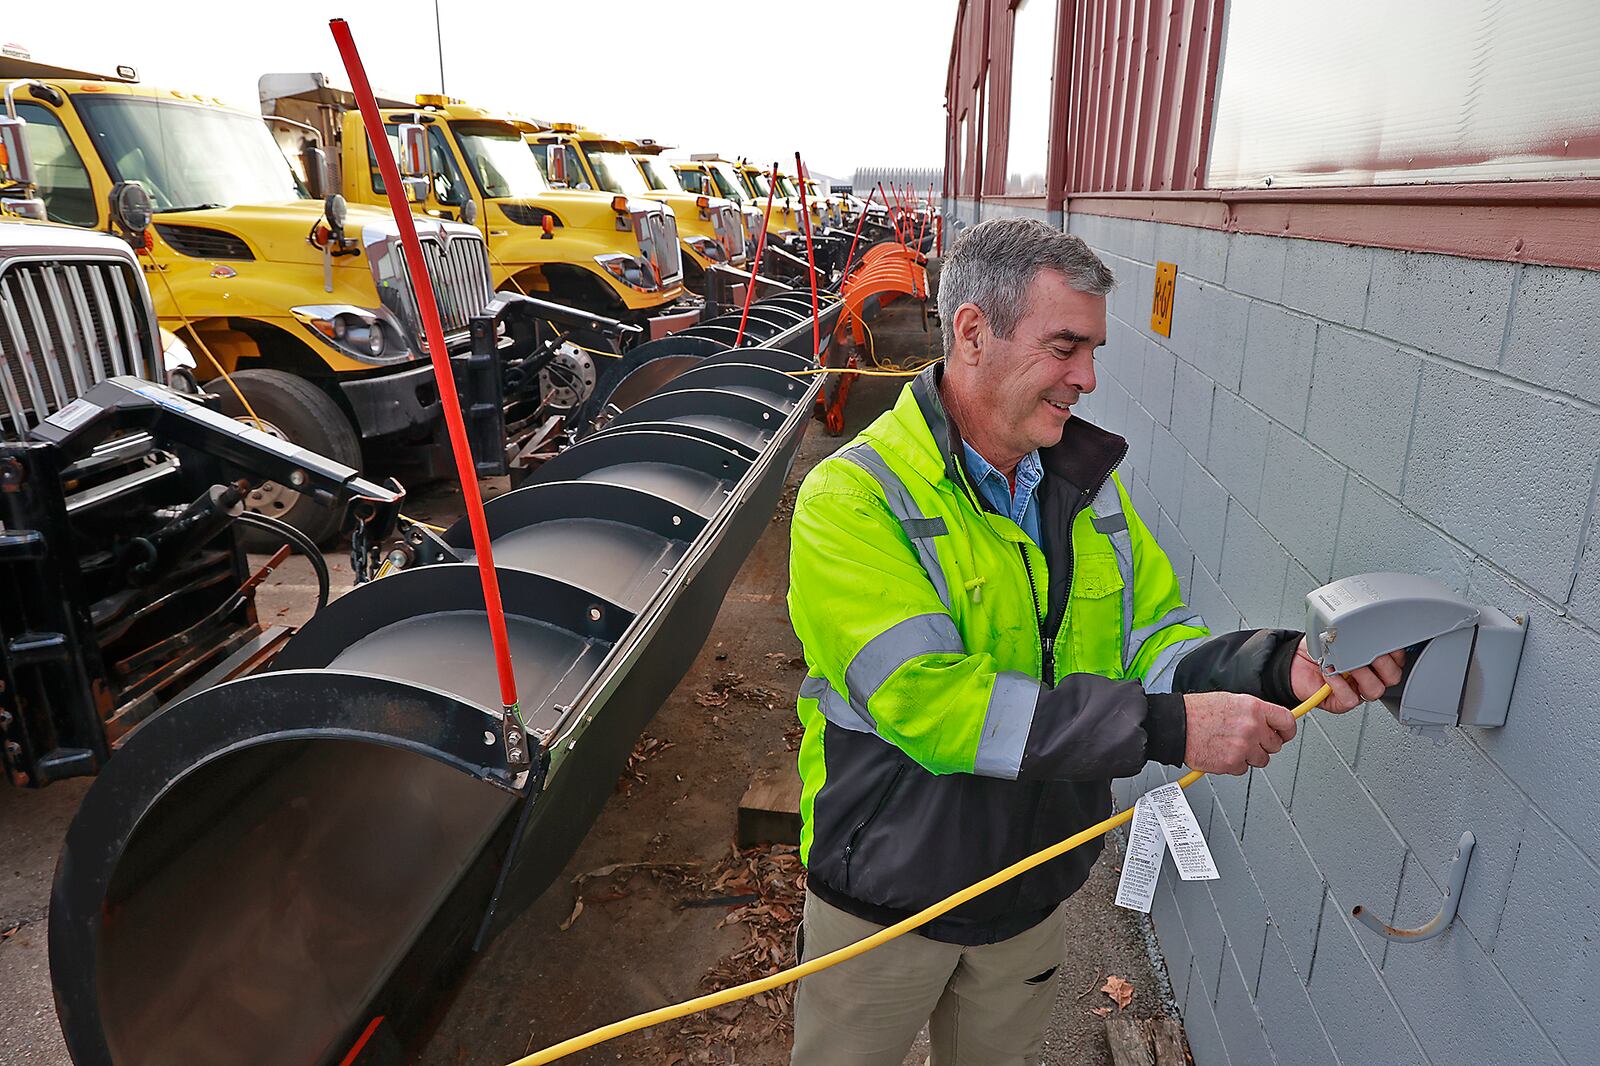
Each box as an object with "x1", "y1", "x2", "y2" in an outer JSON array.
[{"x1": 1173, "y1": 628, "x2": 1302, "y2": 707}]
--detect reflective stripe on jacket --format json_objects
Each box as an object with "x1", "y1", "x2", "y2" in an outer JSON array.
[{"x1": 788, "y1": 364, "x2": 1297, "y2": 945}]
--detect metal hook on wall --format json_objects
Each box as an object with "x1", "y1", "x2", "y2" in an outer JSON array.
[{"x1": 1352, "y1": 830, "x2": 1475, "y2": 943}]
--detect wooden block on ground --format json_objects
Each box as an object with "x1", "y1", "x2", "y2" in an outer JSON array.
[
  {"x1": 1104, "y1": 1016, "x2": 1187, "y2": 1066},
  {"x1": 738, "y1": 766, "x2": 802, "y2": 847}
]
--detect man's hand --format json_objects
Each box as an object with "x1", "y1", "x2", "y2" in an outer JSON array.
[
  {"x1": 1290, "y1": 637, "x2": 1405, "y2": 713},
  {"x1": 1183, "y1": 692, "x2": 1297, "y2": 776}
]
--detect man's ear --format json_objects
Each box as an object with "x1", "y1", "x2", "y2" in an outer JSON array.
[{"x1": 951, "y1": 303, "x2": 987, "y2": 367}]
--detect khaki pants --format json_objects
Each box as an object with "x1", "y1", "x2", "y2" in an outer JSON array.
[{"x1": 791, "y1": 890, "x2": 1067, "y2": 1066}]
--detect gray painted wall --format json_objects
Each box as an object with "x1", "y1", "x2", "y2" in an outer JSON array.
[{"x1": 950, "y1": 198, "x2": 1599, "y2": 1065}]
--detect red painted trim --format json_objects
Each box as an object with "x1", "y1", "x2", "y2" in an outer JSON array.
[
  {"x1": 1169, "y1": 0, "x2": 1212, "y2": 191},
  {"x1": 1045, "y1": 0, "x2": 1075, "y2": 209},
  {"x1": 338, "y1": 1016, "x2": 385, "y2": 1066},
  {"x1": 1068, "y1": 184, "x2": 1600, "y2": 269},
  {"x1": 1128, "y1": 0, "x2": 1163, "y2": 190},
  {"x1": 1190, "y1": 0, "x2": 1226, "y2": 191}
]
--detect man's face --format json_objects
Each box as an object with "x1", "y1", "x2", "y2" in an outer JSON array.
[{"x1": 970, "y1": 270, "x2": 1106, "y2": 455}]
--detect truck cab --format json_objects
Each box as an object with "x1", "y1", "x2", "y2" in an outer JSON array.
[
  {"x1": 0, "y1": 61, "x2": 495, "y2": 542},
  {"x1": 731, "y1": 159, "x2": 801, "y2": 242},
  {"x1": 675, "y1": 155, "x2": 764, "y2": 258},
  {"x1": 625, "y1": 140, "x2": 745, "y2": 291},
  {"x1": 259, "y1": 75, "x2": 696, "y2": 339}
]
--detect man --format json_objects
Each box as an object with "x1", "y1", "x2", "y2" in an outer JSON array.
[{"x1": 786, "y1": 218, "x2": 1402, "y2": 1065}]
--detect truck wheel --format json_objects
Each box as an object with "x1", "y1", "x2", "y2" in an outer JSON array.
[{"x1": 212, "y1": 369, "x2": 362, "y2": 549}]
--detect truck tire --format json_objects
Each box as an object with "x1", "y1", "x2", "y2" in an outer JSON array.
[{"x1": 212, "y1": 369, "x2": 362, "y2": 549}]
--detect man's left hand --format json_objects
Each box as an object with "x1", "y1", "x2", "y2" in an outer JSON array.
[{"x1": 1290, "y1": 637, "x2": 1404, "y2": 713}]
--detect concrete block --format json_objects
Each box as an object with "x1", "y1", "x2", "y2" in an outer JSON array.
[
  {"x1": 1332, "y1": 476, "x2": 1472, "y2": 595},
  {"x1": 1356, "y1": 708, "x2": 1531, "y2": 940},
  {"x1": 1383, "y1": 847, "x2": 1563, "y2": 1064},
  {"x1": 1143, "y1": 340, "x2": 1178, "y2": 428},
  {"x1": 1224, "y1": 232, "x2": 1289, "y2": 303},
  {"x1": 1219, "y1": 506, "x2": 1290, "y2": 628},
  {"x1": 1209, "y1": 766, "x2": 1250, "y2": 843},
  {"x1": 1241, "y1": 303, "x2": 1317, "y2": 432},
  {"x1": 1155, "y1": 221, "x2": 1230, "y2": 286},
  {"x1": 1151, "y1": 874, "x2": 1193, "y2": 991},
  {"x1": 1170, "y1": 359, "x2": 1214, "y2": 460},
  {"x1": 1209, "y1": 801, "x2": 1272, "y2": 994},
  {"x1": 1182, "y1": 957, "x2": 1232, "y2": 1066},
  {"x1": 1490, "y1": 814, "x2": 1600, "y2": 1062},
  {"x1": 1314, "y1": 699, "x2": 1365, "y2": 770},
  {"x1": 1126, "y1": 473, "x2": 1160, "y2": 532},
  {"x1": 1155, "y1": 507, "x2": 1196, "y2": 601},
  {"x1": 1106, "y1": 319, "x2": 1146, "y2": 396},
  {"x1": 1206, "y1": 390, "x2": 1271, "y2": 515},
  {"x1": 1098, "y1": 216, "x2": 1156, "y2": 266},
  {"x1": 1258, "y1": 425, "x2": 1346, "y2": 583},
  {"x1": 1278, "y1": 560, "x2": 1319, "y2": 634},
  {"x1": 1150, "y1": 426, "x2": 1188, "y2": 521},
  {"x1": 1124, "y1": 404, "x2": 1158, "y2": 488},
  {"x1": 1180, "y1": 456, "x2": 1231, "y2": 578},
  {"x1": 1572, "y1": 517, "x2": 1598, "y2": 624},
  {"x1": 1404, "y1": 362, "x2": 1600, "y2": 601},
  {"x1": 1123, "y1": 263, "x2": 1156, "y2": 335},
  {"x1": 1502, "y1": 263, "x2": 1600, "y2": 404},
  {"x1": 1256, "y1": 926, "x2": 1340, "y2": 1066},
  {"x1": 1364, "y1": 248, "x2": 1515, "y2": 368},
  {"x1": 1306, "y1": 327, "x2": 1420, "y2": 495},
  {"x1": 1307, "y1": 901, "x2": 1429, "y2": 1066},
  {"x1": 1281, "y1": 237, "x2": 1373, "y2": 328},
  {"x1": 1472, "y1": 605, "x2": 1600, "y2": 863},
  {"x1": 1239, "y1": 774, "x2": 1325, "y2": 976},
  {"x1": 1289, "y1": 721, "x2": 1409, "y2": 930},
  {"x1": 1214, "y1": 948, "x2": 1277, "y2": 1066},
  {"x1": 1175, "y1": 878, "x2": 1228, "y2": 1010},
  {"x1": 1188, "y1": 282, "x2": 1251, "y2": 393},
  {"x1": 1189, "y1": 560, "x2": 1242, "y2": 635}
]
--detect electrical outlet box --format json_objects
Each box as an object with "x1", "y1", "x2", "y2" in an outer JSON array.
[{"x1": 1304, "y1": 572, "x2": 1527, "y2": 738}]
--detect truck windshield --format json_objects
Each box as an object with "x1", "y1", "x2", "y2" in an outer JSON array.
[
  {"x1": 454, "y1": 123, "x2": 549, "y2": 199},
  {"x1": 708, "y1": 163, "x2": 746, "y2": 204},
  {"x1": 75, "y1": 96, "x2": 305, "y2": 211},
  {"x1": 743, "y1": 171, "x2": 771, "y2": 198},
  {"x1": 775, "y1": 175, "x2": 799, "y2": 198},
  {"x1": 634, "y1": 156, "x2": 670, "y2": 192},
  {"x1": 586, "y1": 150, "x2": 649, "y2": 196}
]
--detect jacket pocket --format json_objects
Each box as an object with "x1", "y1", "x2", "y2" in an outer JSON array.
[
  {"x1": 841, "y1": 764, "x2": 907, "y2": 893},
  {"x1": 1069, "y1": 551, "x2": 1126, "y2": 675}
]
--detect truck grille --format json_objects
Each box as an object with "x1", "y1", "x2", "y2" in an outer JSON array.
[
  {"x1": 370, "y1": 228, "x2": 494, "y2": 354},
  {"x1": 1, "y1": 258, "x2": 156, "y2": 437},
  {"x1": 711, "y1": 205, "x2": 744, "y2": 263},
  {"x1": 633, "y1": 209, "x2": 682, "y2": 288}
]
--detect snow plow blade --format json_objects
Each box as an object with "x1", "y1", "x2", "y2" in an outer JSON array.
[{"x1": 48, "y1": 295, "x2": 842, "y2": 1066}]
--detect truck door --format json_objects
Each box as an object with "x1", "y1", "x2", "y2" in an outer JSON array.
[
  {"x1": 13, "y1": 101, "x2": 102, "y2": 228},
  {"x1": 359, "y1": 121, "x2": 472, "y2": 225}
]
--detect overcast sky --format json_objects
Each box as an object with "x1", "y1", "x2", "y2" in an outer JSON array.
[{"x1": 14, "y1": 0, "x2": 957, "y2": 180}]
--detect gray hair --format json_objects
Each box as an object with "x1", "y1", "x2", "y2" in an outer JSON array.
[{"x1": 936, "y1": 218, "x2": 1115, "y2": 353}]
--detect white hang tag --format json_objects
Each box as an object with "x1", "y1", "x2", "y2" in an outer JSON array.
[
  {"x1": 1147, "y1": 782, "x2": 1219, "y2": 881},
  {"x1": 1114, "y1": 792, "x2": 1167, "y2": 913}
]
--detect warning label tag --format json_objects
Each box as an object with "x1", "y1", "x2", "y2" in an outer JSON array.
[{"x1": 1115, "y1": 782, "x2": 1219, "y2": 913}]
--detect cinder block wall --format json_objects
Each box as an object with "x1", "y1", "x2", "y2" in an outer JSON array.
[{"x1": 1056, "y1": 213, "x2": 1600, "y2": 1066}]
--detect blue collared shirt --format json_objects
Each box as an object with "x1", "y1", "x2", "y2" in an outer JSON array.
[{"x1": 962, "y1": 443, "x2": 1044, "y2": 548}]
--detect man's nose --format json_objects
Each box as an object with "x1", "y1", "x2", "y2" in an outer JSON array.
[{"x1": 1066, "y1": 359, "x2": 1096, "y2": 395}]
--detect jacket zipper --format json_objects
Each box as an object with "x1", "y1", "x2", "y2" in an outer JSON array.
[
  {"x1": 1018, "y1": 544, "x2": 1054, "y2": 684},
  {"x1": 841, "y1": 764, "x2": 906, "y2": 888}
]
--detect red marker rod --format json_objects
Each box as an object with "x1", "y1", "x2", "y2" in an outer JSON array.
[
  {"x1": 795, "y1": 154, "x2": 821, "y2": 359},
  {"x1": 330, "y1": 19, "x2": 527, "y2": 768},
  {"x1": 734, "y1": 161, "x2": 780, "y2": 348},
  {"x1": 842, "y1": 185, "x2": 876, "y2": 277}
]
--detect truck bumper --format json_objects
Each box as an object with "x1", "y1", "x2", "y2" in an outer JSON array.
[{"x1": 647, "y1": 302, "x2": 703, "y2": 340}]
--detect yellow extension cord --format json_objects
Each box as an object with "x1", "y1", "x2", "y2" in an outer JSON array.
[{"x1": 507, "y1": 684, "x2": 1335, "y2": 1065}]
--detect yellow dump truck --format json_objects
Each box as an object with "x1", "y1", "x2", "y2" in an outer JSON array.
[
  {"x1": 528, "y1": 125, "x2": 732, "y2": 294},
  {"x1": 0, "y1": 61, "x2": 498, "y2": 541},
  {"x1": 626, "y1": 140, "x2": 746, "y2": 290},
  {"x1": 259, "y1": 75, "x2": 697, "y2": 339}
]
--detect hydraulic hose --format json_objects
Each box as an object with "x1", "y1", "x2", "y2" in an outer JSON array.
[
  {"x1": 233, "y1": 510, "x2": 330, "y2": 610},
  {"x1": 507, "y1": 684, "x2": 1335, "y2": 1066}
]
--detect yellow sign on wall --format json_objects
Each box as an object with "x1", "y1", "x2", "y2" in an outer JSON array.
[{"x1": 1151, "y1": 261, "x2": 1177, "y2": 337}]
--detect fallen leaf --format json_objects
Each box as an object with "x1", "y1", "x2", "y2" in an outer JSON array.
[
  {"x1": 1101, "y1": 974, "x2": 1135, "y2": 1010},
  {"x1": 558, "y1": 897, "x2": 584, "y2": 931},
  {"x1": 1089, "y1": 1006, "x2": 1112, "y2": 1018}
]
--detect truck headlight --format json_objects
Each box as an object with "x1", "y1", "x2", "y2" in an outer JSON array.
[
  {"x1": 685, "y1": 236, "x2": 725, "y2": 262},
  {"x1": 594, "y1": 253, "x2": 651, "y2": 291},
  {"x1": 292, "y1": 305, "x2": 404, "y2": 362}
]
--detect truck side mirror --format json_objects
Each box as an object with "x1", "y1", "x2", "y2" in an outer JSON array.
[
  {"x1": 302, "y1": 144, "x2": 329, "y2": 200},
  {"x1": 401, "y1": 177, "x2": 429, "y2": 204},
  {"x1": 0, "y1": 114, "x2": 47, "y2": 221},
  {"x1": 396, "y1": 123, "x2": 429, "y2": 179}
]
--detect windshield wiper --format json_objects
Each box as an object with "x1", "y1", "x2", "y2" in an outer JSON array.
[{"x1": 154, "y1": 203, "x2": 226, "y2": 213}]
